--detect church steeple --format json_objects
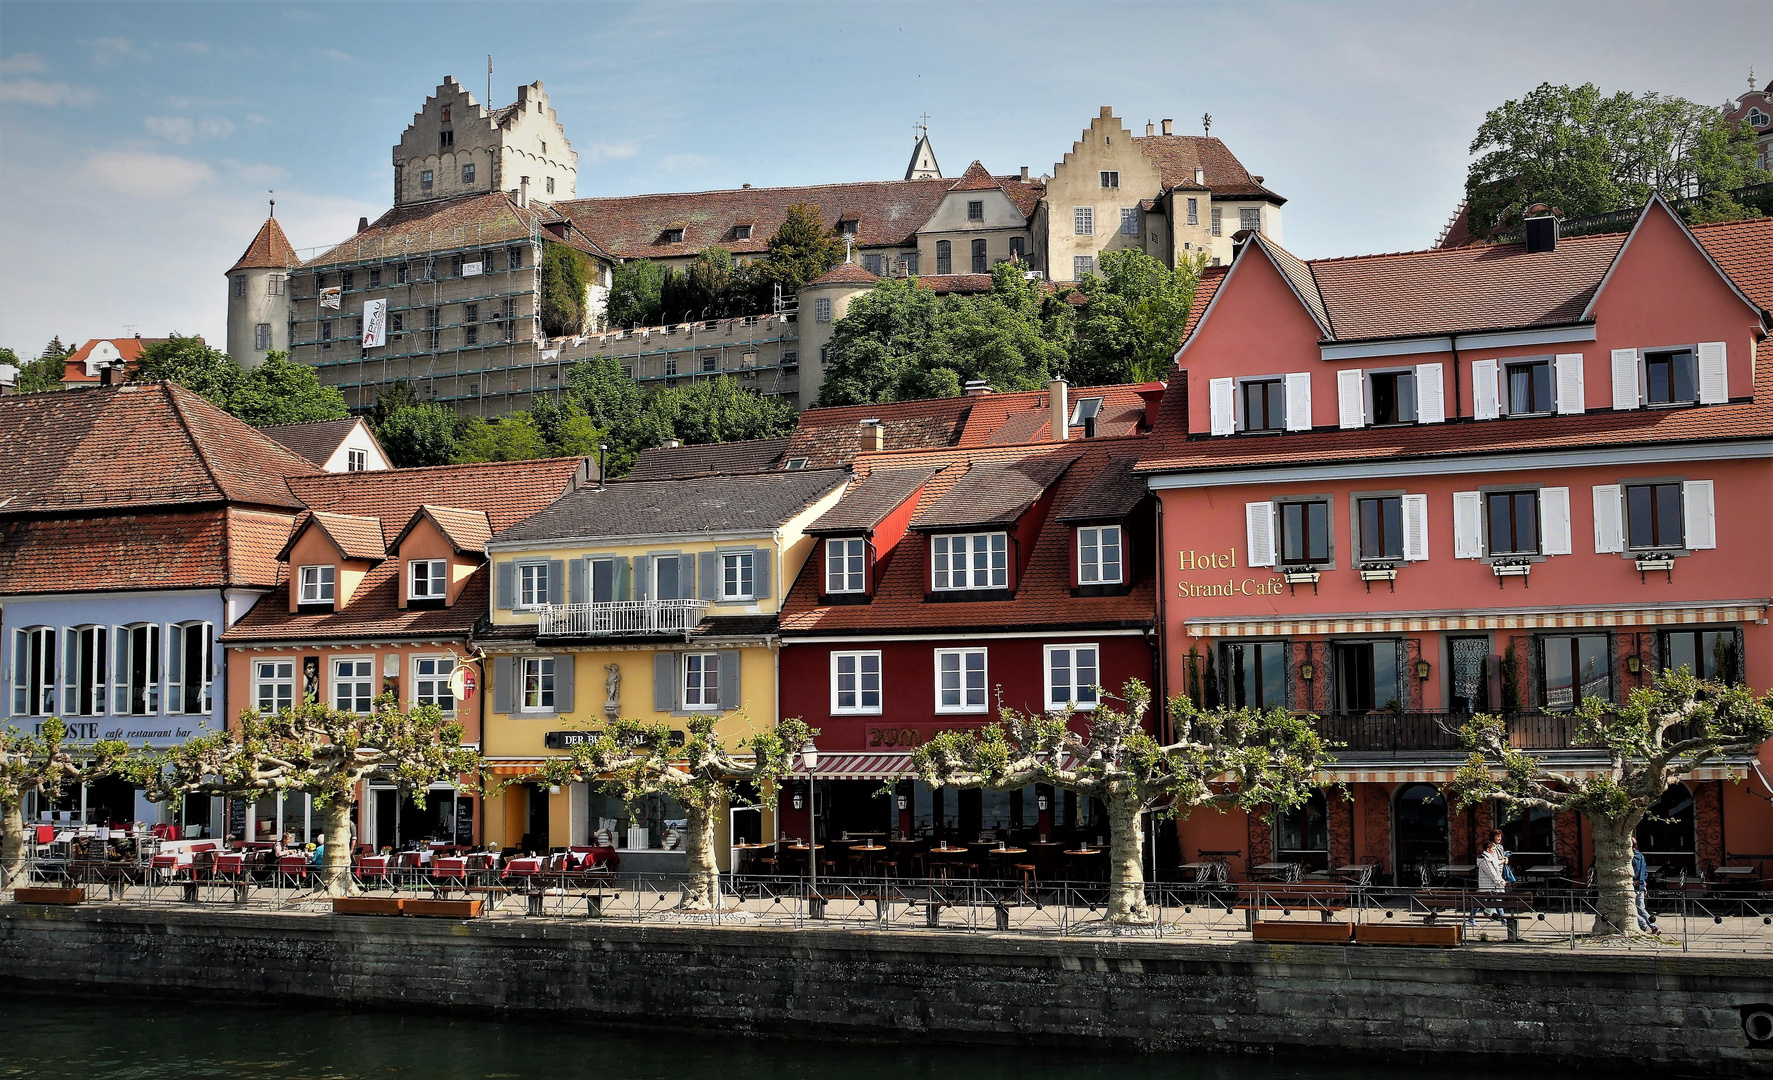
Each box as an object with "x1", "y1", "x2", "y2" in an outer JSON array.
[{"x1": 904, "y1": 116, "x2": 941, "y2": 180}]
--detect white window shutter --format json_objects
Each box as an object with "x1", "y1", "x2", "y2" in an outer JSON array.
[
  {"x1": 1283, "y1": 372, "x2": 1312, "y2": 431},
  {"x1": 1415, "y1": 363, "x2": 1445, "y2": 424},
  {"x1": 1591, "y1": 485, "x2": 1623, "y2": 553},
  {"x1": 1540, "y1": 487, "x2": 1572, "y2": 556},
  {"x1": 1610, "y1": 349, "x2": 1640, "y2": 410},
  {"x1": 1336, "y1": 368, "x2": 1365, "y2": 429},
  {"x1": 1554, "y1": 354, "x2": 1585, "y2": 414},
  {"x1": 1697, "y1": 342, "x2": 1728, "y2": 404},
  {"x1": 1471, "y1": 359, "x2": 1499, "y2": 420},
  {"x1": 1245, "y1": 502, "x2": 1276, "y2": 567},
  {"x1": 1682, "y1": 480, "x2": 1716, "y2": 549},
  {"x1": 1209, "y1": 377, "x2": 1235, "y2": 436},
  {"x1": 1452, "y1": 491, "x2": 1484, "y2": 559},
  {"x1": 1401, "y1": 494, "x2": 1429, "y2": 561}
]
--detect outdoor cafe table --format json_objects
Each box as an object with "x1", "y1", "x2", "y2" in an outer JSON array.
[
  {"x1": 848, "y1": 844, "x2": 886, "y2": 875},
  {"x1": 926, "y1": 844, "x2": 968, "y2": 880},
  {"x1": 1252, "y1": 861, "x2": 1304, "y2": 883},
  {"x1": 1331, "y1": 863, "x2": 1376, "y2": 886},
  {"x1": 1436, "y1": 863, "x2": 1478, "y2": 886},
  {"x1": 986, "y1": 847, "x2": 1028, "y2": 880},
  {"x1": 1063, "y1": 848, "x2": 1105, "y2": 882}
]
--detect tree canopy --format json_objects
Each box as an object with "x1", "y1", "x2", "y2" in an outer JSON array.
[
  {"x1": 130, "y1": 335, "x2": 347, "y2": 425},
  {"x1": 540, "y1": 243, "x2": 594, "y2": 338},
  {"x1": 7, "y1": 338, "x2": 69, "y2": 393},
  {"x1": 1069, "y1": 249, "x2": 1210, "y2": 386},
  {"x1": 2, "y1": 717, "x2": 130, "y2": 885}
]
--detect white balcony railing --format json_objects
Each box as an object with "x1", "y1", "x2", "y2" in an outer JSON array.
[{"x1": 535, "y1": 599, "x2": 711, "y2": 638}]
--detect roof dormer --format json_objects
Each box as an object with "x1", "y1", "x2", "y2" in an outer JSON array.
[
  {"x1": 390, "y1": 505, "x2": 491, "y2": 609},
  {"x1": 804, "y1": 467, "x2": 939, "y2": 603},
  {"x1": 277, "y1": 511, "x2": 386, "y2": 612}
]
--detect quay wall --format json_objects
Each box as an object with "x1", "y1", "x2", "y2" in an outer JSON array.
[{"x1": 2, "y1": 904, "x2": 1770, "y2": 1076}]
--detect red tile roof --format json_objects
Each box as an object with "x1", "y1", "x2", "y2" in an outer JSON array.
[
  {"x1": 0, "y1": 382, "x2": 316, "y2": 515},
  {"x1": 285, "y1": 457, "x2": 589, "y2": 546},
  {"x1": 804, "y1": 466, "x2": 941, "y2": 534},
  {"x1": 1690, "y1": 217, "x2": 1773, "y2": 311},
  {"x1": 949, "y1": 161, "x2": 1000, "y2": 191},
  {"x1": 259, "y1": 417, "x2": 384, "y2": 469},
  {"x1": 397, "y1": 505, "x2": 493, "y2": 555},
  {"x1": 0, "y1": 507, "x2": 295, "y2": 595},
  {"x1": 917, "y1": 274, "x2": 995, "y2": 295},
  {"x1": 956, "y1": 383, "x2": 1150, "y2": 445},
  {"x1": 59, "y1": 338, "x2": 164, "y2": 385},
  {"x1": 229, "y1": 216, "x2": 298, "y2": 272},
  {"x1": 223, "y1": 563, "x2": 491, "y2": 643},
  {"x1": 808, "y1": 262, "x2": 881, "y2": 286},
  {"x1": 783, "y1": 397, "x2": 978, "y2": 468},
  {"x1": 910, "y1": 454, "x2": 1078, "y2": 530},
  {"x1": 291, "y1": 511, "x2": 387, "y2": 562},
  {"x1": 1132, "y1": 135, "x2": 1284, "y2": 202},
  {"x1": 303, "y1": 191, "x2": 608, "y2": 269}
]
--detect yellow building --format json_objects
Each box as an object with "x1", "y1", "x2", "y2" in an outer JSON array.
[{"x1": 476, "y1": 467, "x2": 847, "y2": 872}]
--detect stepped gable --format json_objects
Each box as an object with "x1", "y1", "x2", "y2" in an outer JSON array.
[{"x1": 230, "y1": 216, "x2": 298, "y2": 272}]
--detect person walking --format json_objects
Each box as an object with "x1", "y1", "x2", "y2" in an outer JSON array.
[
  {"x1": 1632, "y1": 837, "x2": 1660, "y2": 934},
  {"x1": 1470, "y1": 837, "x2": 1509, "y2": 927}
]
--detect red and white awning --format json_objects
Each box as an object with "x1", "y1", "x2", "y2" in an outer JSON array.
[
  {"x1": 1327, "y1": 763, "x2": 1746, "y2": 784},
  {"x1": 790, "y1": 752, "x2": 915, "y2": 779},
  {"x1": 1186, "y1": 602, "x2": 1766, "y2": 638}
]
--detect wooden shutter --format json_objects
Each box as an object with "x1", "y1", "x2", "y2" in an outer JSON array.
[
  {"x1": 1452, "y1": 492, "x2": 1484, "y2": 559},
  {"x1": 1682, "y1": 480, "x2": 1716, "y2": 549},
  {"x1": 553, "y1": 655, "x2": 574, "y2": 713},
  {"x1": 492, "y1": 656, "x2": 514, "y2": 714},
  {"x1": 653, "y1": 652, "x2": 676, "y2": 711},
  {"x1": 1697, "y1": 342, "x2": 1728, "y2": 404},
  {"x1": 1209, "y1": 378, "x2": 1235, "y2": 436},
  {"x1": 1554, "y1": 354, "x2": 1585, "y2": 415},
  {"x1": 699, "y1": 551, "x2": 720, "y2": 600},
  {"x1": 1540, "y1": 487, "x2": 1572, "y2": 556},
  {"x1": 634, "y1": 556, "x2": 652, "y2": 601},
  {"x1": 1591, "y1": 485, "x2": 1623, "y2": 553},
  {"x1": 718, "y1": 650, "x2": 741, "y2": 710},
  {"x1": 568, "y1": 558, "x2": 587, "y2": 604},
  {"x1": 495, "y1": 560, "x2": 515, "y2": 609},
  {"x1": 1470, "y1": 360, "x2": 1500, "y2": 420},
  {"x1": 753, "y1": 547, "x2": 771, "y2": 600},
  {"x1": 1245, "y1": 502, "x2": 1276, "y2": 567},
  {"x1": 1414, "y1": 364, "x2": 1445, "y2": 424},
  {"x1": 1610, "y1": 349, "x2": 1640, "y2": 410},
  {"x1": 1401, "y1": 494, "x2": 1429, "y2": 561},
  {"x1": 1337, "y1": 368, "x2": 1365, "y2": 429},
  {"x1": 547, "y1": 560, "x2": 565, "y2": 604},
  {"x1": 1284, "y1": 372, "x2": 1312, "y2": 431}
]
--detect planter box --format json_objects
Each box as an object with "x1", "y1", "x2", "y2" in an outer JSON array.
[
  {"x1": 332, "y1": 897, "x2": 405, "y2": 916},
  {"x1": 403, "y1": 898, "x2": 483, "y2": 919},
  {"x1": 14, "y1": 886, "x2": 85, "y2": 905},
  {"x1": 1356, "y1": 922, "x2": 1462, "y2": 947},
  {"x1": 1252, "y1": 920, "x2": 1352, "y2": 943}
]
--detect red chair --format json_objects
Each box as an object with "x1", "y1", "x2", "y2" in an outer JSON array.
[
  {"x1": 276, "y1": 855, "x2": 311, "y2": 887},
  {"x1": 356, "y1": 855, "x2": 393, "y2": 890},
  {"x1": 432, "y1": 857, "x2": 469, "y2": 896}
]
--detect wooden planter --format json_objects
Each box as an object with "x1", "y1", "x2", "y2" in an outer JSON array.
[
  {"x1": 332, "y1": 897, "x2": 405, "y2": 916},
  {"x1": 1356, "y1": 922, "x2": 1462, "y2": 947},
  {"x1": 1252, "y1": 920, "x2": 1353, "y2": 943},
  {"x1": 403, "y1": 898, "x2": 483, "y2": 919},
  {"x1": 13, "y1": 886, "x2": 85, "y2": 905}
]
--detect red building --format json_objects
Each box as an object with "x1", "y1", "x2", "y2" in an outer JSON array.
[
  {"x1": 1138, "y1": 200, "x2": 1773, "y2": 887},
  {"x1": 777, "y1": 385, "x2": 1163, "y2": 853}
]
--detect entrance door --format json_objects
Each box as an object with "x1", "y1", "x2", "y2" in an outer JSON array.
[
  {"x1": 372, "y1": 788, "x2": 399, "y2": 852},
  {"x1": 1394, "y1": 783, "x2": 1449, "y2": 885},
  {"x1": 522, "y1": 784, "x2": 550, "y2": 853}
]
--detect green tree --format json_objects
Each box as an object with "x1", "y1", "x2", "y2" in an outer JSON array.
[
  {"x1": 376, "y1": 402, "x2": 461, "y2": 467},
  {"x1": 368, "y1": 378, "x2": 419, "y2": 430},
  {"x1": 756, "y1": 202, "x2": 844, "y2": 298},
  {"x1": 607, "y1": 259, "x2": 667, "y2": 328},
  {"x1": 2, "y1": 718, "x2": 131, "y2": 886},
  {"x1": 455, "y1": 413, "x2": 548, "y2": 463},
  {"x1": 12, "y1": 339, "x2": 68, "y2": 393},
  {"x1": 646, "y1": 374, "x2": 797, "y2": 447},
  {"x1": 1070, "y1": 248, "x2": 1210, "y2": 385},
  {"x1": 528, "y1": 393, "x2": 609, "y2": 459},
  {"x1": 132, "y1": 334, "x2": 240, "y2": 408},
  {"x1": 540, "y1": 243, "x2": 593, "y2": 337},
  {"x1": 228, "y1": 352, "x2": 349, "y2": 426}
]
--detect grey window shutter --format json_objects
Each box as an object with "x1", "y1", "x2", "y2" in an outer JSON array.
[
  {"x1": 718, "y1": 650, "x2": 741, "y2": 710},
  {"x1": 492, "y1": 656, "x2": 514, "y2": 713},
  {"x1": 569, "y1": 558, "x2": 587, "y2": 604},
  {"x1": 635, "y1": 556, "x2": 652, "y2": 601},
  {"x1": 496, "y1": 561, "x2": 515, "y2": 609},
  {"x1": 615, "y1": 557, "x2": 632, "y2": 601},
  {"x1": 752, "y1": 547, "x2": 771, "y2": 600},
  {"x1": 547, "y1": 560, "x2": 566, "y2": 604},
  {"x1": 653, "y1": 651, "x2": 676, "y2": 711},
  {"x1": 700, "y1": 551, "x2": 719, "y2": 600},
  {"x1": 554, "y1": 655, "x2": 574, "y2": 713}
]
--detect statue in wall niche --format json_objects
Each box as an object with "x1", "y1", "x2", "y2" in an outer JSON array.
[{"x1": 604, "y1": 663, "x2": 621, "y2": 718}]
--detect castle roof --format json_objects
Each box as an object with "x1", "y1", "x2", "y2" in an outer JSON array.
[{"x1": 229, "y1": 216, "x2": 298, "y2": 272}]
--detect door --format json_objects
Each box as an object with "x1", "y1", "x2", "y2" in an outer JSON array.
[
  {"x1": 372, "y1": 787, "x2": 399, "y2": 852},
  {"x1": 1394, "y1": 783, "x2": 1449, "y2": 885},
  {"x1": 1448, "y1": 636, "x2": 1491, "y2": 715}
]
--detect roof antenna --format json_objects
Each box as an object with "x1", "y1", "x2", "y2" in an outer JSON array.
[
  {"x1": 1201, "y1": 112, "x2": 1212, "y2": 137},
  {"x1": 487, "y1": 54, "x2": 493, "y2": 107}
]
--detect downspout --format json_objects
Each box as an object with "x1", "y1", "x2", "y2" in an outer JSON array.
[
  {"x1": 1449, "y1": 336, "x2": 1462, "y2": 421},
  {"x1": 1154, "y1": 497, "x2": 1169, "y2": 743}
]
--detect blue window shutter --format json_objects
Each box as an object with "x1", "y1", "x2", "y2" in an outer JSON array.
[
  {"x1": 492, "y1": 656, "x2": 514, "y2": 713},
  {"x1": 718, "y1": 650, "x2": 741, "y2": 710},
  {"x1": 752, "y1": 548, "x2": 771, "y2": 600},
  {"x1": 554, "y1": 656, "x2": 574, "y2": 713},
  {"x1": 700, "y1": 552, "x2": 719, "y2": 600},
  {"x1": 496, "y1": 561, "x2": 515, "y2": 609},
  {"x1": 653, "y1": 652, "x2": 675, "y2": 711},
  {"x1": 635, "y1": 556, "x2": 652, "y2": 601},
  {"x1": 547, "y1": 560, "x2": 566, "y2": 604},
  {"x1": 569, "y1": 559, "x2": 586, "y2": 604}
]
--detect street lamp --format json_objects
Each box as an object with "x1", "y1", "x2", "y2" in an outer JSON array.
[{"x1": 801, "y1": 737, "x2": 820, "y2": 917}]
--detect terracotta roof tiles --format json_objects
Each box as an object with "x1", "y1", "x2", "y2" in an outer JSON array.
[
  {"x1": 805, "y1": 467, "x2": 941, "y2": 535},
  {"x1": 1132, "y1": 135, "x2": 1283, "y2": 202},
  {"x1": 0, "y1": 509, "x2": 293, "y2": 595},
  {"x1": 808, "y1": 262, "x2": 881, "y2": 286},
  {"x1": 304, "y1": 511, "x2": 388, "y2": 561},
  {"x1": 223, "y1": 565, "x2": 490, "y2": 643},
  {"x1": 1056, "y1": 455, "x2": 1147, "y2": 522},
  {"x1": 229, "y1": 216, "x2": 298, "y2": 272},
  {"x1": 286, "y1": 457, "x2": 587, "y2": 546},
  {"x1": 303, "y1": 191, "x2": 608, "y2": 269},
  {"x1": 388, "y1": 504, "x2": 492, "y2": 555},
  {"x1": 259, "y1": 417, "x2": 380, "y2": 469},
  {"x1": 949, "y1": 161, "x2": 1000, "y2": 191},
  {"x1": 910, "y1": 453, "x2": 1078, "y2": 530}
]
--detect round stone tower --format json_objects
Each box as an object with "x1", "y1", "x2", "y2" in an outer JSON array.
[{"x1": 226, "y1": 212, "x2": 296, "y2": 369}]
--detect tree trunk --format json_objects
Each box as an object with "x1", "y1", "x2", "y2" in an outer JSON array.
[
  {"x1": 318, "y1": 799, "x2": 358, "y2": 898},
  {"x1": 1104, "y1": 790, "x2": 1150, "y2": 924},
  {"x1": 1589, "y1": 814, "x2": 1640, "y2": 937},
  {"x1": 678, "y1": 796, "x2": 720, "y2": 913},
  {"x1": 1, "y1": 797, "x2": 25, "y2": 889}
]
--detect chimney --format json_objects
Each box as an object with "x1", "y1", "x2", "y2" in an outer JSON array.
[
  {"x1": 860, "y1": 420, "x2": 884, "y2": 452},
  {"x1": 99, "y1": 363, "x2": 115, "y2": 387},
  {"x1": 1161, "y1": 118, "x2": 1173, "y2": 136},
  {"x1": 1193, "y1": 167, "x2": 1204, "y2": 185},
  {"x1": 1049, "y1": 378, "x2": 1070, "y2": 442},
  {"x1": 519, "y1": 176, "x2": 530, "y2": 208},
  {"x1": 1019, "y1": 166, "x2": 1029, "y2": 181},
  {"x1": 1136, "y1": 381, "x2": 1166, "y2": 430},
  {"x1": 664, "y1": 438, "x2": 681, "y2": 449},
  {"x1": 1523, "y1": 203, "x2": 1560, "y2": 254},
  {"x1": 963, "y1": 379, "x2": 994, "y2": 397},
  {"x1": 357, "y1": 216, "x2": 369, "y2": 233},
  {"x1": 1145, "y1": 121, "x2": 1155, "y2": 136}
]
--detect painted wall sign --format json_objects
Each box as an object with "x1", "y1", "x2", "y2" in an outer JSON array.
[{"x1": 1175, "y1": 546, "x2": 1281, "y2": 597}]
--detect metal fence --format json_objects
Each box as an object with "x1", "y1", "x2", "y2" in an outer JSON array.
[{"x1": 537, "y1": 599, "x2": 711, "y2": 638}]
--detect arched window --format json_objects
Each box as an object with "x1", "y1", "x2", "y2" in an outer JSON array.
[
  {"x1": 1394, "y1": 783, "x2": 1448, "y2": 883},
  {"x1": 64, "y1": 625, "x2": 108, "y2": 716},
  {"x1": 1636, "y1": 782, "x2": 1697, "y2": 877},
  {"x1": 936, "y1": 240, "x2": 952, "y2": 276},
  {"x1": 971, "y1": 238, "x2": 988, "y2": 274},
  {"x1": 11, "y1": 626, "x2": 56, "y2": 716},
  {"x1": 1275, "y1": 789, "x2": 1329, "y2": 872}
]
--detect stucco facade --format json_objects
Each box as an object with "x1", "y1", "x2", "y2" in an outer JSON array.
[{"x1": 394, "y1": 78, "x2": 577, "y2": 208}]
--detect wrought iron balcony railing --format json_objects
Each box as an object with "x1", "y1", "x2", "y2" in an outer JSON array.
[{"x1": 535, "y1": 599, "x2": 711, "y2": 638}]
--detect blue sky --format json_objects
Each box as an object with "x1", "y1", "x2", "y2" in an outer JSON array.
[{"x1": 0, "y1": 0, "x2": 1764, "y2": 357}]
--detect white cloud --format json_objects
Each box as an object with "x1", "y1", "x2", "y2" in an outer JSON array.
[
  {"x1": 85, "y1": 150, "x2": 215, "y2": 197},
  {"x1": 0, "y1": 79, "x2": 96, "y2": 107},
  {"x1": 322, "y1": 48, "x2": 353, "y2": 62},
  {"x1": 583, "y1": 141, "x2": 639, "y2": 162},
  {"x1": 220, "y1": 159, "x2": 288, "y2": 184},
  {"x1": 0, "y1": 53, "x2": 49, "y2": 75},
  {"x1": 88, "y1": 36, "x2": 149, "y2": 65},
  {"x1": 145, "y1": 115, "x2": 236, "y2": 144}
]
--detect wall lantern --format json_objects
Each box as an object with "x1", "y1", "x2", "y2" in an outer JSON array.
[
  {"x1": 792, "y1": 789, "x2": 804, "y2": 811},
  {"x1": 1414, "y1": 659, "x2": 1432, "y2": 681},
  {"x1": 1300, "y1": 661, "x2": 1315, "y2": 682},
  {"x1": 1038, "y1": 794, "x2": 1050, "y2": 812},
  {"x1": 1626, "y1": 655, "x2": 1643, "y2": 674},
  {"x1": 896, "y1": 793, "x2": 908, "y2": 811},
  {"x1": 547, "y1": 785, "x2": 562, "y2": 796}
]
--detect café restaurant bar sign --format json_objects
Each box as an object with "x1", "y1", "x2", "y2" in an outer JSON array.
[{"x1": 1176, "y1": 548, "x2": 1283, "y2": 598}]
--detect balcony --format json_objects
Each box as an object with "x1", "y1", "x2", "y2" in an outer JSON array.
[
  {"x1": 535, "y1": 599, "x2": 711, "y2": 639},
  {"x1": 1310, "y1": 711, "x2": 1589, "y2": 756}
]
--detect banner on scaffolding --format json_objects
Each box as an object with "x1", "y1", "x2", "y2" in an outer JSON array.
[
  {"x1": 462, "y1": 260, "x2": 483, "y2": 276},
  {"x1": 362, "y1": 298, "x2": 388, "y2": 348},
  {"x1": 319, "y1": 287, "x2": 342, "y2": 310}
]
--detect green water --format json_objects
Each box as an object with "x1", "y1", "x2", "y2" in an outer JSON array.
[{"x1": 0, "y1": 997, "x2": 1568, "y2": 1080}]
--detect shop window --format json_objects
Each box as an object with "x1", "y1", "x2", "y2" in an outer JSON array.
[
  {"x1": 1223, "y1": 640, "x2": 1287, "y2": 710},
  {"x1": 831, "y1": 651, "x2": 882, "y2": 713},
  {"x1": 255, "y1": 660, "x2": 295, "y2": 714},
  {"x1": 1077, "y1": 525, "x2": 1122, "y2": 584},
  {"x1": 931, "y1": 532, "x2": 1008, "y2": 591},
  {"x1": 1332, "y1": 640, "x2": 1403, "y2": 713},
  {"x1": 1540, "y1": 633, "x2": 1611, "y2": 711},
  {"x1": 1395, "y1": 783, "x2": 1449, "y2": 882},
  {"x1": 825, "y1": 538, "x2": 866, "y2": 594},
  {"x1": 1660, "y1": 629, "x2": 1740, "y2": 684},
  {"x1": 1635, "y1": 783, "x2": 1696, "y2": 877},
  {"x1": 333, "y1": 658, "x2": 374, "y2": 713},
  {"x1": 934, "y1": 648, "x2": 988, "y2": 713},
  {"x1": 1044, "y1": 644, "x2": 1099, "y2": 710},
  {"x1": 1494, "y1": 803, "x2": 1555, "y2": 867},
  {"x1": 1275, "y1": 789, "x2": 1329, "y2": 872},
  {"x1": 11, "y1": 626, "x2": 56, "y2": 716}
]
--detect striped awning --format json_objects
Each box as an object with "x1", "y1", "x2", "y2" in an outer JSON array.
[
  {"x1": 790, "y1": 752, "x2": 915, "y2": 779},
  {"x1": 485, "y1": 759, "x2": 553, "y2": 776},
  {"x1": 1186, "y1": 602, "x2": 1766, "y2": 638},
  {"x1": 1327, "y1": 763, "x2": 1746, "y2": 784}
]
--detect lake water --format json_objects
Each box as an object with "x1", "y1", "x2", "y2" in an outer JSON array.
[{"x1": 0, "y1": 995, "x2": 1572, "y2": 1080}]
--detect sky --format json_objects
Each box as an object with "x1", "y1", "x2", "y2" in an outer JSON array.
[{"x1": 0, "y1": 0, "x2": 1765, "y2": 358}]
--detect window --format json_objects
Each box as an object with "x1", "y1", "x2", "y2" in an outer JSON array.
[
  {"x1": 1073, "y1": 207, "x2": 1094, "y2": 235},
  {"x1": 1242, "y1": 378, "x2": 1285, "y2": 432},
  {"x1": 701, "y1": 355, "x2": 718, "y2": 373},
  {"x1": 1371, "y1": 370, "x2": 1417, "y2": 424},
  {"x1": 935, "y1": 648, "x2": 988, "y2": 713},
  {"x1": 233, "y1": 276, "x2": 245, "y2": 298},
  {"x1": 167, "y1": 622, "x2": 212, "y2": 716},
  {"x1": 427, "y1": 307, "x2": 441, "y2": 350},
  {"x1": 825, "y1": 538, "x2": 866, "y2": 593},
  {"x1": 782, "y1": 350, "x2": 797, "y2": 366},
  {"x1": 1661, "y1": 629, "x2": 1740, "y2": 683},
  {"x1": 734, "y1": 225, "x2": 752, "y2": 240},
  {"x1": 838, "y1": 219, "x2": 858, "y2": 236},
  {"x1": 664, "y1": 357, "x2": 678, "y2": 377},
  {"x1": 662, "y1": 228, "x2": 684, "y2": 244},
  {"x1": 1279, "y1": 500, "x2": 1330, "y2": 565},
  {"x1": 1044, "y1": 644, "x2": 1100, "y2": 710},
  {"x1": 1223, "y1": 641, "x2": 1287, "y2": 710},
  {"x1": 831, "y1": 651, "x2": 882, "y2": 713},
  {"x1": 298, "y1": 565, "x2": 336, "y2": 604},
  {"x1": 785, "y1": 456, "x2": 809, "y2": 470},
  {"x1": 507, "y1": 246, "x2": 524, "y2": 270},
  {"x1": 518, "y1": 563, "x2": 551, "y2": 607},
  {"x1": 1644, "y1": 349, "x2": 1698, "y2": 405},
  {"x1": 397, "y1": 263, "x2": 410, "y2": 285},
  {"x1": 342, "y1": 271, "x2": 354, "y2": 291},
  {"x1": 971, "y1": 239, "x2": 987, "y2": 273},
  {"x1": 1005, "y1": 238, "x2": 1021, "y2": 263},
  {"x1": 1077, "y1": 525, "x2": 1122, "y2": 584},
  {"x1": 420, "y1": 170, "x2": 434, "y2": 190},
  {"x1": 1211, "y1": 207, "x2": 1222, "y2": 236},
  {"x1": 254, "y1": 660, "x2": 294, "y2": 714},
  {"x1": 861, "y1": 254, "x2": 883, "y2": 275},
  {"x1": 521, "y1": 657, "x2": 555, "y2": 711},
  {"x1": 1120, "y1": 208, "x2": 1139, "y2": 236},
  {"x1": 410, "y1": 559, "x2": 447, "y2": 600},
  {"x1": 441, "y1": 106, "x2": 450, "y2": 122},
  {"x1": 464, "y1": 324, "x2": 479, "y2": 347},
  {"x1": 1541, "y1": 634, "x2": 1611, "y2": 711},
  {"x1": 653, "y1": 554, "x2": 684, "y2": 600},
  {"x1": 1239, "y1": 207, "x2": 1261, "y2": 233},
  {"x1": 546, "y1": 177, "x2": 555, "y2": 194},
  {"x1": 267, "y1": 274, "x2": 285, "y2": 296},
  {"x1": 68, "y1": 625, "x2": 107, "y2": 716},
  {"x1": 1506, "y1": 360, "x2": 1553, "y2": 414},
  {"x1": 1276, "y1": 790, "x2": 1329, "y2": 871},
  {"x1": 1332, "y1": 640, "x2": 1403, "y2": 713},
  {"x1": 451, "y1": 256, "x2": 464, "y2": 278},
  {"x1": 255, "y1": 323, "x2": 271, "y2": 350},
  {"x1": 814, "y1": 297, "x2": 832, "y2": 323},
  {"x1": 721, "y1": 551, "x2": 755, "y2": 600},
  {"x1": 931, "y1": 532, "x2": 1008, "y2": 591},
  {"x1": 115, "y1": 624, "x2": 161, "y2": 715},
  {"x1": 438, "y1": 130, "x2": 453, "y2": 151},
  {"x1": 321, "y1": 321, "x2": 333, "y2": 350},
  {"x1": 1186, "y1": 197, "x2": 1199, "y2": 225},
  {"x1": 332, "y1": 659, "x2": 374, "y2": 713},
  {"x1": 1073, "y1": 255, "x2": 1095, "y2": 278},
  {"x1": 340, "y1": 448, "x2": 365, "y2": 472},
  {"x1": 315, "y1": 273, "x2": 327, "y2": 289},
  {"x1": 1071, "y1": 396, "x2": 1103, "y2": 430},
  {"x1": 1485, "y1": 490, "x2": 1539, "y2": 555},
  {"x1": 967, "y1": 199, "x2": 984, "y2": 221},
  {"x1": 903, "y1": 252, "x2": 920, "y2": 275},
  {"x1": 682, "y1": 653, "x2": 720, "y2": 710},
  {"x1": 1625, "y1": 482, "x2": 1682, "y2": 549},
  {"x1": 11, "y1": 626, "x2": 55, "y2": 716},
  {"x1": 1099, "y1": 171, "x2": 1118, "y2": 188},
  {"x1": 461, "y1": 163, "x2": 475, "y2": 184},
  {"x1": 936, "y1": 240, "x2": 952, "y2": 275},
  {"x1": 1357, "y1": 496, "x2": 1404, "y2": 561}
]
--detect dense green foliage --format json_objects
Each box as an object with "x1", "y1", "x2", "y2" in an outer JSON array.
[
  {"x1": 1070, "y1": 249, "x2": 1212, "y2": 385},
  {"x1": 6, "y1": 338, "x2": 70, "y2": 393},
  {"x1": 375, "y1": 400, "x2": 461, "y2": 468},
  {"x1": 130, "y1": 335, "x2": 347, "y2": 425},
  {"x1": 539, "y1": 243, "x2": 594, "y2": 338}
]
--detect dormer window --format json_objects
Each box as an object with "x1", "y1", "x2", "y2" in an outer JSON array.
[
  {"x1": 838, "y1": 219, "x2": 858, "y2": 236},
  {"x1": 410, "y1": 559, "x2": 447, "y2": 601},
  {"x1": 785, "y1": 457, "x2": 809, "y2": 470},
  {"x1": 931, "y1": 532, "x2": 1007, "y2": 591},
  {"x1": 1077, "y1": 525, "x2": 1122, "y2": 584},
  {"x1": 826, "y1": 538, "x2": 866, "y2": 593},
  {"x1": 735, "y1": 225, "x2": 753, "y2": 240},
  {"x1": 298, "y1": 565, "x2": 336, "y2": 604},
  {"x1": 662, "y1": 228, "x2": 684, "y2": 244}
]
